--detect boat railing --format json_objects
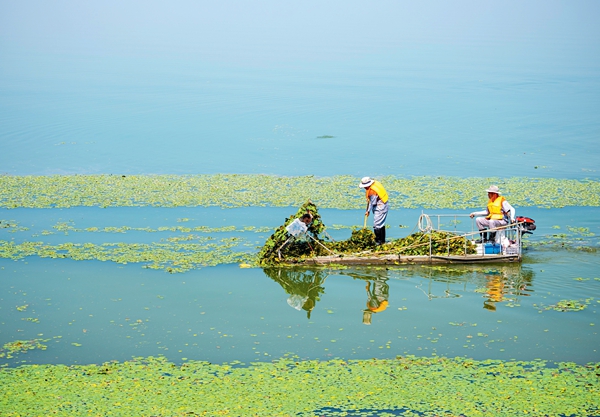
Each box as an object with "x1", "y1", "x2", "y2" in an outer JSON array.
[{"x1": 418, "y1": 212, "x2": 523, "y2": 258}]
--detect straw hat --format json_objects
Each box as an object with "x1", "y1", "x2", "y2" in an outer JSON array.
[
  {"x1": 485, "y1": 185, "x2": 501, "y2": 194},
  {"x1": 359, "y1": 177, "x2": 375, "y2": 188}
]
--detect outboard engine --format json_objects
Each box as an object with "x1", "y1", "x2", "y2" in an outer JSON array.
[{"x1": 516, "y1": 216, "x2": 536, "y2": 235}]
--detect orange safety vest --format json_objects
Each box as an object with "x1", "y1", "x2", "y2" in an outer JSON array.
[
  {"x1": 366, "y1": 181, "x2": 389, "y2": 204},
  {"x1": 367, "y1": 300, "x2": 389, "y2": 313},
  {"x1": 486, "y1": 196, "x2": 506, "y2": 220}
]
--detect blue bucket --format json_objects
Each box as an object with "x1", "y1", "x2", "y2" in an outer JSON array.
[{"x1": 484, "y1": 243, "x2": 501, "y2": 254}]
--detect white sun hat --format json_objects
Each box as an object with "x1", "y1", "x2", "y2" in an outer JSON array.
[
  {"x1": 359, "y1": 177, "x2": 375, "y2": 188},
  {"x1": 485, "y1": 185, "x2": 501, "y2": 194}
]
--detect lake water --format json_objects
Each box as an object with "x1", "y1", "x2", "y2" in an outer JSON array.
[
  {"x1": 1, "y1": 3, "x2": 599, "y2": 179},
  {"x1": 1, "y1": 205, "x2": 599, "y2": 368},
  {"x1": 1, "y1": 1, "x2": 599, "y2": 371}
]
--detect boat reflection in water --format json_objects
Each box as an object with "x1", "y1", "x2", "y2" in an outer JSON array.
[
  {"x1": 262, "y1": 264, "x2": 535, "y2": 321},
  {"x1": 392, "y1": 264, "x2": 535, "y2": 312},
  {"x1": 480, "y1": 267, "x2": 534, "y2": 312},
  {"x1": 261, "y1": 267, "x2": 329, "y2": 319}
]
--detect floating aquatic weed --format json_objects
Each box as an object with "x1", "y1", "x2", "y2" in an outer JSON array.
[
  {"x1": 165, "y1": 234, "x2": 204, "y2": 243},
  {"x1": 1, "y1": 175, "x2": 599, "y2": 209},
  {"x1": 0, "y1": 237, "x2": 256, "y2": 273},
  {"x1": 540, "y1": 298, "x2": 594, "y2": 312},
  {"x1": 39, "y1": 222, "x2": 271, "y2": 235},
  {"x1": 0, "y1": 338, "x2": 48, "y2": 359},
  {"x1": 22, "y1": 317, "x2": 40, "y2": 323},
  {"x1": 0, "y1": 355, "x2": 598, "y2": 416},
  {"x1": 529, "y1": 225, "x2": 600, "y2": 252},
  {"x1": 568, "y1": 226, "x2": 596, "y2": 237},
  {"x1": 0, "y1": 220, "x2": 28, "y2": 232}
]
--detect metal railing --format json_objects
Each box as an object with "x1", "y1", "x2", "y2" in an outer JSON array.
[{"x1": 418, "y1": 212, "x2": 523, "y2": 258}]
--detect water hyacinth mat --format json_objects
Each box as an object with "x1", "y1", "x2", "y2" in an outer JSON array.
[
  {"x1": 1, "y1": 355, "x2": 599, "y2": 416},
  {"x1": 1, "y1": 174, "x2": 599, "y2": 209}
]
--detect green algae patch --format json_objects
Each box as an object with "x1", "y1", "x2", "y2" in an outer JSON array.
[
  {"x1": 539, "y1": 298, "x2": 595, "y2": 312},
  {"x1": 1, "y1": 174, "x2": 599, "y2": 209},
  {"x1": 0, "y1": 238, "x2": 254, "y2": 273},
  {"x1": 0, "y1": 339, "x2": 49, "y2": 359},
  {"x1": 45, "y1": 220, "x2": 272, "y2": 235},
  {"x1": 0, "y1": 356, "x2": 598, "y2": 416},
  {"x1": 0, "y1": 220, "x2": 29, "y2": 232},
  {"x1": 528, "y1": 226, "x2": 599, "y2": 252}
]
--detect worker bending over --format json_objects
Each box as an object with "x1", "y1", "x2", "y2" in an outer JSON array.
[{"x1": 359, "y1": 177, "x2": 389, "y2": 245}]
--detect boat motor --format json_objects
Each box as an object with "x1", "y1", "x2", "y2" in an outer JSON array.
[{"x1": 515, "y1": 216, "x2": 536, "y2": 235}]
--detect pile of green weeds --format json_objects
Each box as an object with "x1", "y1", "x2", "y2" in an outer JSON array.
[
  {"x1": 258, "y1": 203, "x2": 476, "y2": 265},
  {"x1": 257, "y1": 200, "x2": 329, "y2": 265}
]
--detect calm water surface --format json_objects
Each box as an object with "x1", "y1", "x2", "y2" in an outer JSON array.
[
  {"x1": 1, "y1": 206, "x2": 599, "y2": 366},
  {"x1": 1, "y1": 3, "x2": 599, "y2": 178}
]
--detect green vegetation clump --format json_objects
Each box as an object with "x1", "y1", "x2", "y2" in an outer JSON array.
[
  {"x1": 257, "y1": 200, "x2": 329, "y2": 265},
  {"x1": 1, "y1": 355, "x2": 598, "y2": 416},
  {"x1": 325, "y1": 229, "x2": 476, "y2": 257},
  {"x1": 326, "y1": 228, "x2": 377, "y2": 253},
  {"x1": 384, "y1": 230, "x2": 476, "y2": 256},
  {"x1": 257, "y1": 201, "x2": 384, "y2": 265}
]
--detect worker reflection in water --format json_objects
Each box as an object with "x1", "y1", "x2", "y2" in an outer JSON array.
[
  {"x1": 362, "y1": 278, "x2": 389, "y2": 325},
  {"x1": 483, "y1": 271, "x2": 505, "y2": 312}
]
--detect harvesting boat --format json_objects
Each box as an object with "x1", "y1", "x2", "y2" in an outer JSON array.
[
  {"x1": 258, "y1": 201, "x2": 536, "y2": 266},
  {"x1": 291, "y1": 213, "x2": 535, "y2": 266}
]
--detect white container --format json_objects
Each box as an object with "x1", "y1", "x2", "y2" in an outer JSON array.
[{"x1": 475, "y1": 243, "x2": 484, "y2": 255}]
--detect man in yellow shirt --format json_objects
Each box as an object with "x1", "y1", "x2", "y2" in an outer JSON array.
[{"x1": 470, "y1": 185, "x2": 515, "y2": 243}]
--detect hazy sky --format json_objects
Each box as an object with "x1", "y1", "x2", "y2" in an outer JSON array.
[{"x1": 2, "y1": 1, "x2": 599, "y2": 64}]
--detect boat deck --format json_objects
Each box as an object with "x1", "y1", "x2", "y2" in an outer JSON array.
[{"x1": 289, "y1": 253, "x2": 521, "y2": 266}]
